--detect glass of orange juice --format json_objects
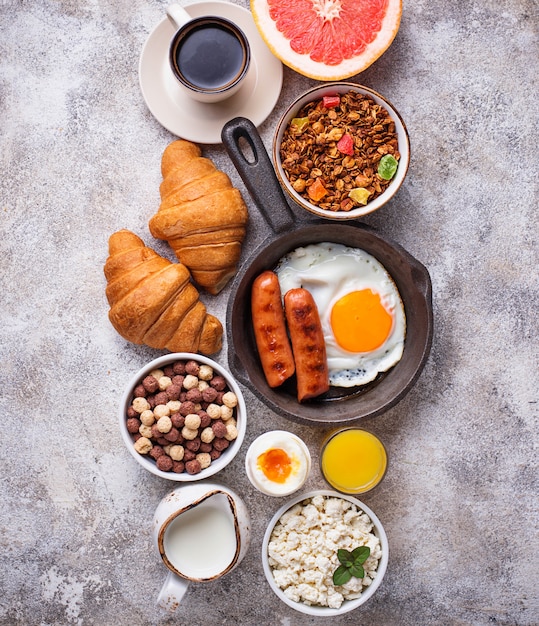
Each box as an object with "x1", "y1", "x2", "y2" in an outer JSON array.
[{"x1": 320, "y1": 428, "x2": 387, "y2": 494}]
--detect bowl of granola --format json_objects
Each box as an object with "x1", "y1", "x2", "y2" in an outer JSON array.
[
  {"x1": 119, "y1": 353, "x2": 247, "y2": 481},
  {"x1": 273, "y1": 83, "x2": 410, "y2": 219},
  {"x1": 262, "y1": 490, "x2": 389, "y2": 615}
]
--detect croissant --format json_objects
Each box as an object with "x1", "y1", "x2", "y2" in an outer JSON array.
[
  {"x1": 104, "y1": 229, "x2": 223, "y2": 355},
  {"x1": 148, "y1": 140, "x2": 249, "y2": 295}
]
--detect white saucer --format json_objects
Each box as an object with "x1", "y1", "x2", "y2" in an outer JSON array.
[{"x1": 139, "y1": 1, "x2": 283, "y2": 144}]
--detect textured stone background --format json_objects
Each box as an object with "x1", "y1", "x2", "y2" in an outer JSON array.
[{"x1": 1, "y1": 0, "x2": 537, "y2": 624}]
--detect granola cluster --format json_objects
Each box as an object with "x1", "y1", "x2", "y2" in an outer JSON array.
[{"x1": 279, "y1": 91, "x2": 400, "y2": 212}]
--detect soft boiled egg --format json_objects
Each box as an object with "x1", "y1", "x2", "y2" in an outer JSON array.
[
  {"x1": 245, "y1": 431, "x2": 311, "y2": 496},
  {"x1": 275, "y1": 242, "x2": 406, "y2": 388}
]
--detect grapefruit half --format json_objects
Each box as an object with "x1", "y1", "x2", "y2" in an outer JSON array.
[{"x1": 251, "y1": 0, "x2": 402, "y2": 80}]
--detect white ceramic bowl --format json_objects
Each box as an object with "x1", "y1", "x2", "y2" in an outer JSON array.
[
  {"x1": 262, "y1": 489, "x2": 389, "y2": 616},
  {"x1": 119, "y1": 353, "x2": 247, "y2": 481},
  {"x1": 273, "y1": 82, "x2": 410, "y2": 220}
]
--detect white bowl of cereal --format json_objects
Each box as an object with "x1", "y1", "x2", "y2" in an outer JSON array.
[
  {"x1": 119, "y1": 353, "x2": 247, "y2": 481},
  {"x1": 273, "y1": 83, "x2": 410, "y2": 219},
  {"x1": 262, "y1": 490, "x2": 389, "y2": 615}
]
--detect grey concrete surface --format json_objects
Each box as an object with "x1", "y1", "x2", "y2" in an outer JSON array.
[{"x1": 1, "y1": 0, "x2": 537, "y2": 624}]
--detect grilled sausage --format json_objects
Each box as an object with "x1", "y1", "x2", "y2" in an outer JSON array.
[
  {"x1": 284, "y1": 288, "x2": 329, "y2": 402},
  {"x1": 251, "y1": 271, "x2": 295, "y2": 388}
]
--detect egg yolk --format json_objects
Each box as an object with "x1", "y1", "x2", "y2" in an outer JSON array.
[
  {"x1": 257, "y1": 448, "x2": 292, "y2": 483},
  {"x1": 331, "y1": 289, "x2": 393, "y2": 352}
]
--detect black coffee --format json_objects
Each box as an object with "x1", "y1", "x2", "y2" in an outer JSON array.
[{"x1": 175, "y1": 23, "x2": 246, "y2": 91}]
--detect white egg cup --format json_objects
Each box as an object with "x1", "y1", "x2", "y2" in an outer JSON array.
[{"x1": 245, "y1": 430, "x2": 311, "y2": 496}]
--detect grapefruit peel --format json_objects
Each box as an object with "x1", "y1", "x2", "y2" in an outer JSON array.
[{"x1": 251, "y1": 0, "x2": 402, "y2": 80}]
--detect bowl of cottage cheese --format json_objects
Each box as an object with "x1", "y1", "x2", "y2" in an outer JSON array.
[{"x1": 262, "y1": 490, "x2": 389, "y2": 615}]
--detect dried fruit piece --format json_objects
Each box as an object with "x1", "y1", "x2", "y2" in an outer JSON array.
[
  {"x1": 323, "y1": 95, "x2": 340, "y2": 108},
  {"x1": 378, "y1": 154, "x2": 398, "y2": 180},
  {"x1": 291, "y1": 116, "x2": 309, "y2": 131},
  {"x1": 337, "y1": 133, "x2": 354, "y2": 156},
  {"x1": 307, "y1": 178, "x2": 328, "y2": 201},
  {"x1": 348, "y1": 188, "x2": 371, "y2": 205}
]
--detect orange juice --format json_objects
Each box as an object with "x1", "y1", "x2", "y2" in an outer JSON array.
[{"x1": 320, "y1": 429, "x2": 387, "y2": 494}]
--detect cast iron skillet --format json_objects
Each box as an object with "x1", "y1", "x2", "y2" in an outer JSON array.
[{"x1": 221, "y1": 117, "x2": 433, "y2": 426}]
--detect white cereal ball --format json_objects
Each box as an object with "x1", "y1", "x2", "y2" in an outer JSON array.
[
  {"x1": 158, "y1": 376, "x2": 173, "y2": 391},
  {"x1": 184, "y1": 414, "x2": 201, "y2": 430},
  {"x1": 220, "y1": 404, "x2": 234, "y2": 421},
  {"x1": 206, "y1": 403, "x2": 221, "y2": 419},
  {"x1": 169, "y1": 445, "x2": 185, "y2": 461},
  {"x1": 198, "y1": 380, "x2": 209, "y2": 392},
  {"x1": 138, "y1": 424, "x2": 153, "y2": 438},
  {"x1": 132, "y1": 397, "x2": 150, "y2": 414},
  {"x1": 196, "y1": 452, "x2": 212, "y2": 469},
  {"x1": 167, "y1": 400, "x2": 181, "y2": 413},
  {"x1": 140, "y1": 409, "x2": 155, "y2": 426},
  {"x1": 157, "y1": 415, "x2": 172, "y2": 433},
  {"x1": 224, "y1": 423, "x2": 238, "y2": 441},
  {"x1": 182, "y1": 426, "x2": 198, "y2": 441},
  {"x1": 200, "y1": 427, "x2": 215, "y2": 443},
  {"x1": 134, "y1": 437, "x2": 152, "y2": 454},
  {"x1": 198, "y1": 365, "x2": 214, "y2": 381},
  {"x1": 149, "y1": 368, "x2": 164, "y2": 380},
  {"x1": 153, "y1": 404, "x2": 171, "y2": 419},
  {"x1": 183, "y1": 374, "x2": 199, "y2": 390},
  {"x1": 222, "y1": 392, "x2": 238, "y2": 408}
]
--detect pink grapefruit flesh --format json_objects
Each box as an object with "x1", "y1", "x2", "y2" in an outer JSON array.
[{"x1": 251, "y1": 0, "x2": 402, "y2": 80}]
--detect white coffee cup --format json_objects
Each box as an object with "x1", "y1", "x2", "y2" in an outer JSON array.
[
  {"x1": 153, "y1": 482, "x2": 251, "y2": 610},
  {"x1": 167, "y1": 4, "x2": 251, "y2": 103}
]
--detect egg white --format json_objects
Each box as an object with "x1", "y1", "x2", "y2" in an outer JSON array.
[{"x1": 275, "y1": 242, "x2": 406, "y2": 387}]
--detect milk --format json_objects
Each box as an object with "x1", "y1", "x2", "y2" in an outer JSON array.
[{"x1": 163, "y1": 494, "x2": 237, "y2": 579}]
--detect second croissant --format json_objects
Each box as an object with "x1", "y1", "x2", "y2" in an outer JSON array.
[{"x1": 149, "y1": 140, "x2": 249, "y2": 295}]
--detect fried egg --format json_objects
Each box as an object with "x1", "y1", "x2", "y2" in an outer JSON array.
[
  {"x1": 275, "y1": 242, "x2": 406, "y2": 387},
  {"x1": 245, "y1": 431, "x2": 311, "y2": 496}
]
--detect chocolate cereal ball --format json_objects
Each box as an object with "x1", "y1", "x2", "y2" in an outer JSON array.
[
  {"x1": 142, "y1": 375, "x2": 160, "y2": 393},
  {"x1": 185, "y1": 459, "x2": 202, "y2": 474},
  {"x1": 156, "y1": 455, "x2": 173, "y2": 472},
  {"x1": 126, "y1": 418, "x2": 141, "y2": 434}
]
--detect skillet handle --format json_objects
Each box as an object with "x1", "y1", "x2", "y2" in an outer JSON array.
[{"x1": 221, "y1": 117, "x2": 296, "y2": 234}]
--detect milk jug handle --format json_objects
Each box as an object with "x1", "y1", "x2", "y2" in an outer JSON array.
[{"x1": 157, "y1": 570, "x2": 189, "y2": 611}]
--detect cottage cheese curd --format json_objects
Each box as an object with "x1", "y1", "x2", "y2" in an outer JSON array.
[{"x1": 267, "y1": 494, "x2": 382, "y2": 609}]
